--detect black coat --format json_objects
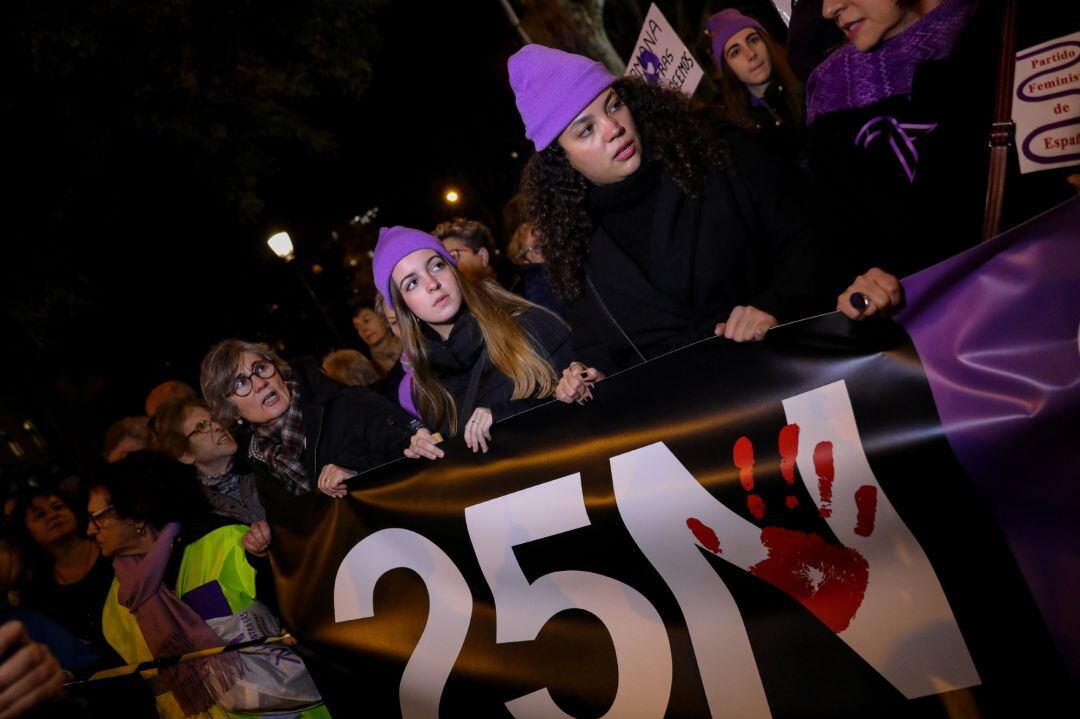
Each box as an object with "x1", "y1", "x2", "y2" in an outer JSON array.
[
  {"x1": 805, "y1": 2, "x2": 996, "y2": 292},
  {"x1": 424, "y1": 308, "x2": 572, "y2": 434},
  {"x1": 744, "y1": 82, "x2": 809, "y2": 172},
  {"x1": 240, "y1": 362, "x2": 414, "y2": 510},
  {"x1": 565, "y1": 142, "x2": 822, "y2": 374},
  {"x1": 507, "y1": 263, "x2": 568, "y2": 320},
  {"x1": 806, "y1": 1, "x2": 1079, "y2": 296}
]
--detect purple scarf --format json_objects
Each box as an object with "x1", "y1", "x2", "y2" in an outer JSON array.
[
  {"x1": 806, "y1": 0, "x2": 977, "y2": 125},
  {"x1": 114, "y1": 523, "x2": 243, "y2": 715}
]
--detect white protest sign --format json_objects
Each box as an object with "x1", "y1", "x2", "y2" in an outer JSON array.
[
  {"x1": 624, "y1": 3, "x2": 704, "y2": 97},
  {"x1": 1013, "y1": 31, "x2": 1080, "y2": 174},
  {"x1": 771, "y1": 0, "x2": 793, "y2": 26}
]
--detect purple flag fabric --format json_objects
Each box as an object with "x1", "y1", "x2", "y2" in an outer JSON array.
[{"x1": 895, "y1": 196, "x2": 1080, "y2": 675}]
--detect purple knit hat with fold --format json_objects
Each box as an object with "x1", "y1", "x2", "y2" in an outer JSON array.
[
  {"x1": 706, "y1": 9, "x2": 765, "y2": 69},
  {"x1": 508, "y1": 44, "x2": 616, "y2": 151},
  {"x1": 372, "y1": 226, "x2": 455, "y2": 307}
]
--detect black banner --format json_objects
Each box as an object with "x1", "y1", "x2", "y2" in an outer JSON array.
[{"x1": 270, "y1": 313, "x2": 1066, "y2": 718}]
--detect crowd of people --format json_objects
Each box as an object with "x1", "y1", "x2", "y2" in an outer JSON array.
[{"x1": 2, "y1": 1, "x2": 1075, "y2": 716}]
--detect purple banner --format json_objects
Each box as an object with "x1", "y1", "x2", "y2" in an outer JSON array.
[{"x1": 896, "y1": 196, "x2": 1080, "y2": 675}]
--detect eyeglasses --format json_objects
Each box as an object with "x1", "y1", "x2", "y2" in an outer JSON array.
[
  {"x1": 447, "y1": 248, "x2": 478, "y2": 262},
  {"x1": 88, "y1": 504, "x2": 116, "y2": 530},
  {"x1": 186, "y1": 419, "x2": 216, "y2": 438},
  {"x1": 228, "y1": 360, "x2": 276, "y2": 398}
]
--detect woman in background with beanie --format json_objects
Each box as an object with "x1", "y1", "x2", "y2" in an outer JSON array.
[
  {"x1": 707, "y1": 9, "x2": 807, "y2": 168},
  {"x1": 373, "y1": 226, "x2": 571, "y2": 456},
  {"x1": 510, "y1": 44, "x2": 821, "y2": 403}
]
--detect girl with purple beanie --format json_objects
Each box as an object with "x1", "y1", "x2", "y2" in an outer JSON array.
[
  {"x1": 373, "y1": 226, "x2": 571, "y2": 456},
  {"x1": 508, "y1": 44, "x2": 822, "y2": 403},
  {"x1": 706, "y1": 9, "x2": 807, "y2": 169}
]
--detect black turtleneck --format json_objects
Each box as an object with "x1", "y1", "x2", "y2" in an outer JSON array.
[{"x1": 587, "y1": 162, "x2": 662, "y2": 278}]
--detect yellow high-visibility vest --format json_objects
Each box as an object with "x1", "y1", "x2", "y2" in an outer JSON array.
[{"x1": 102, "y1": 524, "x2": 330, "y2": 719}]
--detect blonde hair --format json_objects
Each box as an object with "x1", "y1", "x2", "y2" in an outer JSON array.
[{"x1": 391, "y1": 264, "x2": 563, "y2": 435}]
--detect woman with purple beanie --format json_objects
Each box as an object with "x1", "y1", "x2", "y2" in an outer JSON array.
[
  {"x1": 373, "y1": 226, "x2": 571, "y2": 456},
  {"x1": 509, "y1": 44, "x2": 822, "y2": 403},
  {"x1": 706, "y1": 9, "x2": 808, "y2": 169}
]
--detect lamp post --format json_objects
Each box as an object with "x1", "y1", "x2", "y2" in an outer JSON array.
[{"x1": 267, "y1": 231, "x2": 347, "y2": 347}]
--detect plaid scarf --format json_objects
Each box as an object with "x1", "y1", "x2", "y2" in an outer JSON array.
[{"x1": 248, "y1": 379, "x2": 311, "y2": 495}]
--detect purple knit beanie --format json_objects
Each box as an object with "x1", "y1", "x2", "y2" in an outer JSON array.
[
  {"x1": 372, "y1": 226, "x2": 456, "y2": 307},
  {"x1": 508, "y1": 44, "x2": 616, "y2": 151},
  {"x1": 706, "y1": 9, "x2": 765, "y2": 69}
]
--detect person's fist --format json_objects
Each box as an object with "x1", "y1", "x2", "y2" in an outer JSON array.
[
  {"x1": 317, "y1": 463, "x2": 356, "y2": 499},
  {"x1": 242, "y1": 521, "x2": 271, "y2": 557},
  {"x1": 715, "y1": 306, "x2": 777, "y2": 342},
  {"x1": 0, "y1": 621, "x2": 65, "y2": 719},
  {"x1": 405, "y1": 428, "x2": 445, "y2": 461},
  {"x1": 556, "y1": 362, "x2": 604, "y2": 404},
  {"x1": 837, "y1": 268, "x2": 903, "y2": 320}
]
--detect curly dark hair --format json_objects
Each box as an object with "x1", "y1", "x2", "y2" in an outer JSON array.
[
  {"x1": 9, "y1": 484, "x2": 85, "y2": 584},
  {"x1": 521, "y1": 77, "x2": 730, "y2": 300},
  {"x1": 90, "y1": 451, "x2": 209, "y2": 530}
]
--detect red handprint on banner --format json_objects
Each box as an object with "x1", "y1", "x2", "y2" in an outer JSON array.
[
  {"x1": 614, "y1": 380, "x2": 980, "y2": 703},
  {"x1": 688, "y1": 425, "x2": 878, "y2": 633}
]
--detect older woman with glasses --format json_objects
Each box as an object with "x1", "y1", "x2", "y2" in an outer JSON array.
[
  {"x1": 152, "y1": 398, "x2": 270, "y2": 555},
  {"x1": 200, "y1": 339, "x2": 426, "y2": 504}
]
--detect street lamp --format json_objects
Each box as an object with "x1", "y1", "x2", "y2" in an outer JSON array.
[
  {"x1": 267, "y1": 231, "x2": 295, "y2": 261},
  {"x1": 266, "y1": 231, "x2": 346, "y2": 347}
]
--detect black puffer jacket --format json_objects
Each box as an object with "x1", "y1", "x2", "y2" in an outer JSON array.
[{"x1": 804, "y1": 0, "x2": 995, "y2": 292}]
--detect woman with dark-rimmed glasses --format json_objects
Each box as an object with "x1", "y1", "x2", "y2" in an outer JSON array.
[
  {"x1": 151, "y1": 397, "x2": 271, "y2": 559},
  {"x1": 200, "y1": 340, "x2": 422, "y2": 504}
]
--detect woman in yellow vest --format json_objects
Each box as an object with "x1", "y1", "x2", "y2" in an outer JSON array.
[{"x1": 89, "y1": 452, "x2": 329, "y2": 719}]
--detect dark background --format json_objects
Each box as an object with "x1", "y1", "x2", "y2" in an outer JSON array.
[{"x1": 0, "y1": 0, "x2": 751, "y2": 484}]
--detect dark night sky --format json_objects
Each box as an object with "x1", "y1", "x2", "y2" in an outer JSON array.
[
  {"x1": 1, "y1": 0, "x2": 708, "y2": 478},
  {"x1": 1, "y1": 1, "x2": 536, "y2": 476}
]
